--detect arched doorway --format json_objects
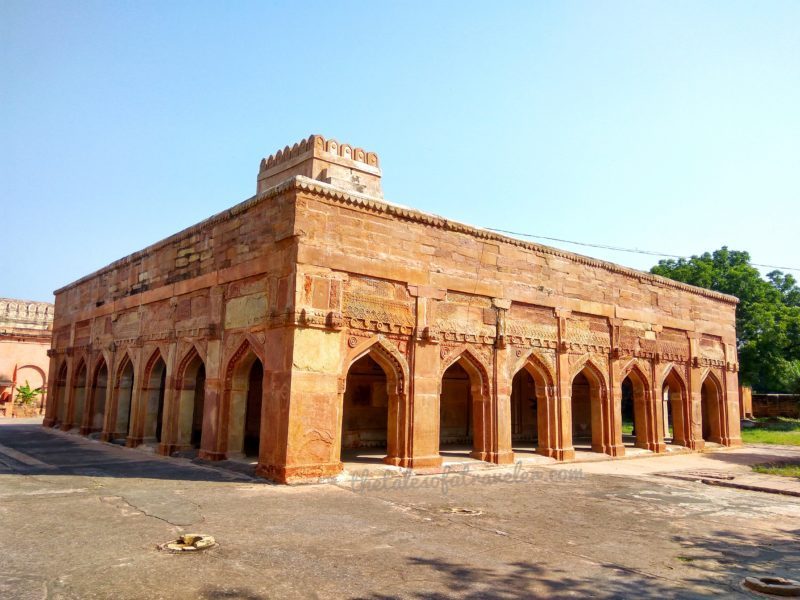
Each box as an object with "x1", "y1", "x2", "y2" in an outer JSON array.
[
  {"x1": 700, "y1": 374, "x2": 723, "y2": 444},
  {"x1": 114, "y1": 358, "x2": 135, "y2": 440},
  {"x1": 511, "y1": 369, "x2": 537, "y2": 451},
  {"x1": 89, "y1": 360, "x2": 108, "y2": 433},
  {"x1": 341, "y1": 354, "x2": 389, "y2": 464},
  {"x1": 54, "y1": 362, "x2": 68, "y2": 426},
  {"x1": 570, "y1": 366, "x2": 604, "y2": 453},
  {"x1": 71, "y1": 361, "x2": 88, "y2": 430},
  {"x1": 440, "y1": 362, "x2": 472, "y2": 455},
  {"x1": 620, "y1": 370, "x2": 648, "y2": 449},
  {"x1": 177, "y1": 354, "x2": 206, "y2": 450},
  {"x1": 143, "y1": 355, "x2": 167, "y2": 444},
  {"x1": 662, "y1": 369, "x2": 687, "y2": 446},
  {"x1": 439, "y1": 356, "x2": 487, "y2": 461},
  {"x1": 227, "y1": 350, "x2": 264, "y2": 459}
]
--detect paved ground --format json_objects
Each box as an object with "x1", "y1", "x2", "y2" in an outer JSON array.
[{"x1": 1, "y1": 419, "x2": 799, "y2": 599}]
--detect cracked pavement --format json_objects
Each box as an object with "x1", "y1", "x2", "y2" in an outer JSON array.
[{"x1": 1, "y1": 419, "x2": 799, "y2": 599}]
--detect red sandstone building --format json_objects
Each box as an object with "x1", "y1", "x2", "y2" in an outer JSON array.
[
  {"x1": 1, "y1": 298, "x2": 53, "y2": 416},
  {"x1": 44, "y1": 135, "x2": 742, "y2": 482}
]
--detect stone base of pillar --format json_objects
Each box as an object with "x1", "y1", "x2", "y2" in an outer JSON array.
[
  {"x1": 597, "y1": 443, "x2": 625, "y2": 457},
  {"x1": 491, "y1": 450, "x2": 516, "y2": 465},
  {"x1": 198, "y1": 449, "x2": 226, "y2": 461},
  {"x1": 537, "y1": 446, "x2": 575, "y2": 461},
  {"x1": 648, "y1": 441, "x2": 667, "y2": 453},
  {"x1": 79, "y1": 426, "x2": 92, "y2": 436},
  {"x1": 720, "y1": 436, "x2": 743, "y2": 447},
  {"x1": 42, "y1": 418, "x2": 56, "y2": 428},
  {"x1": 409, "y1": 454, "x2": 443, "y2": 469},
  {"x1": 383, "y1": 455, "x2": 413, "y2": 468},
  {"x1": 687, "y1": 439, "x2": 704, "y2": 451},
  {"x1": 469, "y1": 450, "x2": 491, "y2": 462},
  {"x1": 257, "y1": 462, "x2": 342, "y2": 484},
  {"x1": 60, "y1": 423, "x2": 73, "y2": 432},
  {"x1": 126, "y1": 436, "x2": 143, "y2": 448}
]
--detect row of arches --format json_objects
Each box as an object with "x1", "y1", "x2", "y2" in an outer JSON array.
[
  {"x1": 49, "y1": 345, "x2": 266, "y2": 460},
  {"x1": 48, "y1": 337, "x2": 731, "y2": 475},
  {"x1": 339, "y1": 346, "x2": 727, "y2": 465}
]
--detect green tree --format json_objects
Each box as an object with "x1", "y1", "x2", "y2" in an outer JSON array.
[
  {"x1": 15, "y1": 381, "x2": 41, "y2": 406},
  {"x1": 651, "y1": 247, "x2": 800, "y2": 393}
]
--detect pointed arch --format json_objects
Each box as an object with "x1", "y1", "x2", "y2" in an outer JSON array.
[
  {"x1": 441, "y1": 347, "x2": 491, "y2": 396},
  {"x1": 174, "y1": 345, "x2": 206, "y2": 450},
  {"x1": 223, "y1": 338, "x2": 264, "y2": 458},
  {"x1": 141, "y1": 348, "x2": 168, "y2": 443},
  {"x1": 54, "y1": 360, "x2": 69, "y2": 425},
  {"x1": 112, "y1": 352, "x2": 136, "y2": 439},
  {"x1": 511, "y1": 350, "x2": 556, "y2": 389},
  {"x1": 571, "y1": 356, "x2": 608, "y2": 390},
  {"x1": 87, "y1": 355, "x2": 109, "y2": 433},
  {"x1": 439, "y1": 347, "x2": 492, "y2": 461},
  {"x1": 620, "y1": 361, "x2": 653, "y2": 450},
  {"x1": 700, "y1": 370, "x2": 725, "y2": 444},
  {"x1": 69, "y1": 358, "x2": 89, "y2": 429},
  {"x1": 142, "y1": 347, "x2": 165, "y2": 385},
  {"x1": 344, "y1": 335, "x2": 409, "y2": 396},
  {"x1": 570, "y1": 357, "x2": 611, "y2": 454},
  {"x1": 661, "y1": 364, "x2": 689, "y2": 447}
]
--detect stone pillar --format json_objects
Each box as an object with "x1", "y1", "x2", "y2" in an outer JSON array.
[
  {"x1": 256, "y1": 326, "x2": 297, "y2": 481},
  {"x1": 125, "y1": 346, "x2": 145, "y2": 447},
  {"x1": 406, "y1": 288, "x2": 445, "y2": 470},
  {"x1": 492, "y1": 298, "x2": 514, "y2": 465},
  {"x1": 605, "y1": 357, "x2": 626, "y2": 456},
  {"x1": 42, "y1": 350, "x2": 60, "y2": 427},
  {"x1": 59, "y1": 355, "x2": 75, "y2": 431},
  {"x1": 554, "y1": 309, "x2": 575, "y2": 460},
  {"x1": 687, "y1": 334, "x2": 704, "y2": 450},
  {"x1": 260, "y1": 324, "x2": 341, "y2": 483},
  {"x1": 199, "y1": 338, "x2": 224, "y2": 460},
  {"x1": 156, "y1": 342, "x2": 179, "y2": 456},
  {"x1": 648, "y1": 359, "x2": 666, "y2": 452},
  {"x1": 722, "y1": 344, "x2": 743, "y2": 447},
  {"x1": 99, "y1": 349, "x2": 116, "y2": 441}
]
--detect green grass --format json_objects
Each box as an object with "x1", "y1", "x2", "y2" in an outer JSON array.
[
  {"x1": 751, "y1": 462, "x2": 800, "y2": 478},
  {"x1": 741, "y1": 417, "x2": 800, "y2": 446}
]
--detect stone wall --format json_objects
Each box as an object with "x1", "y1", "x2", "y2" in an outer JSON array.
[{"x1": 752, "y1": 394, "x2": 800, "y2": 418}]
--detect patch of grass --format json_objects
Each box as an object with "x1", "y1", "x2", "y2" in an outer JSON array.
[
  {"x1": 676, "y1": 556, "x2": 695, "y2": 563},
  {"x1": 751, "y1": 462, "x2": 800, "y2": 479},
  {"x1": 742, "y1": 417, "x2": 800, "y2": 446},
  {"x1": 621, "y1": 420, "x2": 634, "y2": 435}
]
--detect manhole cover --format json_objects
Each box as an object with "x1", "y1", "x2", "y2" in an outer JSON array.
[
  {"x1": 743, "y1": 576, "x2": 800, "y2": 596},
  {"x1": 158, "y1": 533, "x2": 216, "y2": 553},
  {"x1": 441, "y1": 507, "x2": 483, "y2": 516}
]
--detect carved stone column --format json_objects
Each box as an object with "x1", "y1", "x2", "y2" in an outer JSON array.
[
  {"x1": 407, "y1": 286, "x2": 445, "y2": 470},
  {"x1": 554, "y1": 309, "x2": 576, "y2": 460},
  {"x1": 492, "y1": 298, "x2": 514, "y2": 465}
]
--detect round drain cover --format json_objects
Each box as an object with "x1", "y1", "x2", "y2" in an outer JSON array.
[
  {"x1": 743, "y1": 576, "x2": 800, "y2": 597},
  {"x1": 159, "y1": 533, "x2": 217, "y2": 553}
]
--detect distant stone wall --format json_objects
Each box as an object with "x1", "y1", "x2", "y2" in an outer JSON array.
[{"x1": 752, "y1": 394, "x2": 800, "y2": 418}]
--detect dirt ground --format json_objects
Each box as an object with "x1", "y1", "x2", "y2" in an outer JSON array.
[{"x1": 1, "y1": 418, "x2": 798, "y2": 599}]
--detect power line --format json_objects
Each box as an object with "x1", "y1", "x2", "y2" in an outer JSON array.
[{"x1": 485, "y1": 227, "x2": 800, "y2": 273}]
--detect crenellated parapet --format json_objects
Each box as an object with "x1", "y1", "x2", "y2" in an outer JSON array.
[{"x1": 257, "y1": 134, "x2": 382, "y2": 198}]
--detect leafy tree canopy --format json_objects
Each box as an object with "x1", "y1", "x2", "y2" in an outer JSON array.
[{"x1": 651, "y1": 247, "x2": 800, "y2": 393}]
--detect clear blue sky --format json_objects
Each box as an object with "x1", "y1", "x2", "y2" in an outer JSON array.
[{"x1": 3, "y1": 1, "x2": 799, "y2": 302}]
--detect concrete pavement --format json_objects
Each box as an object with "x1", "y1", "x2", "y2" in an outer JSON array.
[{"x1": 1, "y1": 419, "x2": 799, "y2": 599}]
